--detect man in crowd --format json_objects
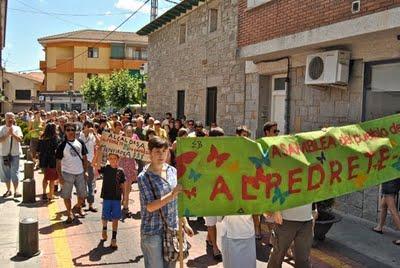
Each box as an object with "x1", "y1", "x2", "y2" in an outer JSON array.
[
  {"x1": 0, "y1": 112, "x2": 23, "y2": 198},
  {"x1": 161, "y1": 112, "x2": 172, "y2": 128},
  {"x1": 56, "y1": 122, "x2": 89, "y2": 223}
]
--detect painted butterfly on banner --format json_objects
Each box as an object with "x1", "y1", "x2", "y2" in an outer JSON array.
[
  {"x1": 316, "y1": 151, "x2": 326, "y2": 164},
  {"x1": 183, "y1": 187, "x2": 197, "y2": 200},
  {"x1": 176, "y1": 151, "x2": 198, "y2": 179},
  {"x1": 207, "y1": 145, "x2": 230, "y2": 167},
  {"x1": 272, "y1": 187, "x2": 290, "y2": 205},
  {"x1": 189, "y1": 169, "x2": 202, "y2": 182},
  {"x1": 248, "y1": 148, "x2": 270, "y2": 169},
  {"x1": 392, "y1": 157, "x2": 400, "y2": 171}
]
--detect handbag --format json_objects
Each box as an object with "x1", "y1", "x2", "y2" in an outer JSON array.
[
  {"x1": 3, "y1": 136, "x2": 13, "y2": 166},
  {"x1": 146, "y1": 173, "x2": 191, "y2": 262}
]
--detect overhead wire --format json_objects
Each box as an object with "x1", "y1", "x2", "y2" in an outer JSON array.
[
  {"x1": 14, "y1": 0, "x2": 151, "y2": 73},
  {"x1": 14, "y1": 0, "x2": 91, "y2": 28}
]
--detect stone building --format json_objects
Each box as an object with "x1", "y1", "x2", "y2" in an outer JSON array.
[
  {"x1": 238, "y1": 1, "x2": 400, "y2": 225},
  {"x1": 137, "y1": 0, "x2": 245, "y2": 134}
]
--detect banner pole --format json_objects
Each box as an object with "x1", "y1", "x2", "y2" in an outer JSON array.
[{"x1": 179, "y1": 217, "x2": 184, "y2": 268}]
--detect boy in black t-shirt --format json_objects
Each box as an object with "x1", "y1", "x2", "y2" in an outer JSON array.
[{"x1": 99, "y1": 153, "x2": 125, "y2": 249}]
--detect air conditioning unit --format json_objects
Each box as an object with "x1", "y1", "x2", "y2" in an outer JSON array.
[{"x1": 305, "y1": 50, "x2": 351, "y2": 85}]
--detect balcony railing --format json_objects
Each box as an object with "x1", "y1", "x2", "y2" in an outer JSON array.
[
  {"x1": 55, "y1": 58, "x2": 74, "y2": 73},
  {"x1": 109, "y1": 58, "x2": 146, "y2": 70}
]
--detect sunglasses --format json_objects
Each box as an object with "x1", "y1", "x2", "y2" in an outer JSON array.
[
  {"x1": 274, "y1": 129, "x2": 280, "y2": 134},
  {"x1": 66, "y1": 128, "x2": 76, "y2": 132}
]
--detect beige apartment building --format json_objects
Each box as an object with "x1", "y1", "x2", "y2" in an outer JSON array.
[{"x1": 38, "y1": 29, "x2": 148, "y2": 111}]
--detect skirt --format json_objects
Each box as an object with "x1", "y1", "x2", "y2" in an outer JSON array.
[
  {"x1": 44, "y1": 168, "x2": 58, "y2": 181},
  {"x1": 381, "y1": 178, "x2": 400, "y2": 195},
  {"x1": 221, "y1": 235, "x2": 256, "y2": 268}
]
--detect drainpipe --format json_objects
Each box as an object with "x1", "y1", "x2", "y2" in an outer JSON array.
[{"x1": 253, "y1": 56, "x2": 291, "y2": 134}]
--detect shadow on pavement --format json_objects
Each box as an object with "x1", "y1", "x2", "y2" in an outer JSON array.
[
  {"x1": 72, "y1": 240, "x2": 143, "y2": 267},
  {"x1": 186, "y1": 247, "x2": 221, "y2": 268},
  {"x1": 39, "y1": 216, "x2": 82, "y2": 235}
]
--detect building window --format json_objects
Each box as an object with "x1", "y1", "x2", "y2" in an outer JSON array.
[
  {"x1": 87, "y1": 73, "x2": 98, "y2": 79},
  {"x1": 126, "y1": 46, "x2": 134, "y2": 59},
  {"x1": 15, "y1": 89, "x2": 31, "y2": 100},
  {"x1": 247, "y1": 0, "x2": 273, "y2": 9},
  {"x1": 209, "y1": 9, "x2": 218, "y2": 33},
  {"x1": 206, "y1": 87, "x2": 217, "y2": 126},
  {"x1": 133, "y1": 50, "x2": 141, "y2": 60},
  {"x1": 179, "y1": 24, "x2": 186, "y2": 44},
  {"x1": 111, "y1": 44, "x2": 125, "y2": 59},
  {"x1": 274, "y1": 77, "x2": 286, "y2": 91},
  {"x1": 88, "y1": 47, "x2": 99, "y2": 58},
  {"x1": 363, "y1": 59, "x2": 400, "y2": 121},
  {"x1": 141, "y1": 48, "x2": 148, "y2": 60},
  {"x1": 177, "y1": 90, "x2": 185, "y2": 120}
]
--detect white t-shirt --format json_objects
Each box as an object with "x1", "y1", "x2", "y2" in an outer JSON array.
[
  {"x1": 219, "y1": 215, "x2": 255, "y2": 239},
  {"x1": 0, "y1": 125, "x2": 23, "y2": 156},
  {"x1": 56, "y1": 139, "x2": 86, "y2": 175},
  {"x1": 79, "y1": 132, "x2": 96, "y2": 163},
  {"x1": 281, "y1": 204, "x2": 313, "y2": 222}
]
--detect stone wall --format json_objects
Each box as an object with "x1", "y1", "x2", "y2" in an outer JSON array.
[{"x1": 147, "y1": 0, "x2": 245, "y2": 134}]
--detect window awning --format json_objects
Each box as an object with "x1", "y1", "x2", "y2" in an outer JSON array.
[{"x1": 137, "y1": 0, "x2": 205, "y2": 36}]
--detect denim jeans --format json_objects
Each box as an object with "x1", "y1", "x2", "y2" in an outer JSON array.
[
  {"x1": 141, "y1": 233, "x2": 176, "y2": 268},
  {"x1": 86, "y1": 164, "x2": 95, "y2": 204},
  {"x1": 0, "y1": 155, "x2": 20, "y2": 183}
]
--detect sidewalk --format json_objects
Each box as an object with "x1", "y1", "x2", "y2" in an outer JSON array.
[
  {"x1": 0, "y1": 164, "x2": 398, "y2": 267},
  {"x1": 322, "y1": 210, "x2": 400, "y2": 268}
]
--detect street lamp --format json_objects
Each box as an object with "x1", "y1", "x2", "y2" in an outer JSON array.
[
  {"x1": 68, "y1": 78, "x2": 74, "y2": 112},
  {"x1": 139, "y1": 64, "x2": 146, "y2": 110}
]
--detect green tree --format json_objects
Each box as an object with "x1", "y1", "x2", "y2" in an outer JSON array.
[
  {"x1": 80, "y1": 76, "x2": 107, "y2": 110},
  {"x1": 106, "y1": 70, "x2": 141, "y2": 109}
]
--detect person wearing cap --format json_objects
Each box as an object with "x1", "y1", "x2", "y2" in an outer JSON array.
[
  {"x1": 153, "y1": 120, "x2": 168, "y2": 141},
  {"x1": 263, "y1": 121, "x2": 280, "y2": 137}
]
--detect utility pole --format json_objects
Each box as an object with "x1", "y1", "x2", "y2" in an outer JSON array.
[{"x1": 151, "y1": 0, "x2": 158, "y2": 21}]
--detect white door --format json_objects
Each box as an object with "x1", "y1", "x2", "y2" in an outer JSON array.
[{"x1": 271, "y1": 75, "x2": 287, "y2": 133}]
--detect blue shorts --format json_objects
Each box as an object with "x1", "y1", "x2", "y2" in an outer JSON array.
[{"x1": 102, "y1": 199, "x2": 122, "y2": 221}]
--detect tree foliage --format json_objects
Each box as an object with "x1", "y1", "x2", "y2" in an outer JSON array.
[
  {"x1": 81, "y1": 70, "x2": 147, "y2": 110},
  {"x1": 107, "y1": 70, "x2": 140, "y2": 109},
  {"x1": 80, "y1": 76, "x2": 107, "y2": 110}
]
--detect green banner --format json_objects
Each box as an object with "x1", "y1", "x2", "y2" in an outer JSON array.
[{"x1": 177, "y1": 114, "x2": 400, "y2": 217}]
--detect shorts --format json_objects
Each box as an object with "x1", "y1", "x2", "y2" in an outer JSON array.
[
  {"x1": 102, "y1": 199, "x2": 122, "y2": 220},
  {"x1": 60, "y1": 172, "x2": 87, "y2": 199},
  {"x1": 381, "y1": 178, "x2": 400, "y2": 195},
  {"x1": 0, "y1": 155, "x2": 20, "y2": 183},
  {"x1": 44, "y1": 168, "x2": 58, "y2": 181},
  {"x1": 205, "y1": 216, "x2": 218, "y2": 227},
  {"x1": 30, "y1": 138, "x2": 39, "y2": 155}
]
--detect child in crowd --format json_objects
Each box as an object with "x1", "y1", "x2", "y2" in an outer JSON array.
[{"x1": 99, "y1": 153, "x2": 126, "y2": 249}]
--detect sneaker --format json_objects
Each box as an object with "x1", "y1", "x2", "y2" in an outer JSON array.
[
  {"x1": 2, "y1": 190, "x2": 11, "y2": 198},
  {"x1": 88, "y1": 206, "x2": 98, "y2": 213},
  {"x1": 14, "y1": 192, "x2": 22, "y2": 198}
]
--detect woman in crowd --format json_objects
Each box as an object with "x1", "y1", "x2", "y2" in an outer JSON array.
[
  {"x1": 28, "y1": 110, "x2": 44, "y2": 169},
  {"x1": 119, "y1": 124, "x2": 139, "y2": 216},
  {"x1": 137, "y1": 137, "x2": 194, "y2": 267},
  {"x1": 38, "y1": 123, "x2": 59, "y2": 200}
]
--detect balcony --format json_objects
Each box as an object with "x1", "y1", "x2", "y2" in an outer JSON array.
[
  {"x1": 55, "y1": 84, "x2": 71, "y2": 91},
  {"x1": 109, "y1": 58, "x2": 146, "y2": 70},
  {"x1": 55, "y1": 58, "x2": 74, "y2": 73},
  {"x1": 40, "y1": 61, "x2": 46, "y2": 71}
]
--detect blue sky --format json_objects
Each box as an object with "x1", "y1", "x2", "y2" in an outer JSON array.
[{"x1": 4, "y1": 0, "x2": 175, "y2": 72}]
